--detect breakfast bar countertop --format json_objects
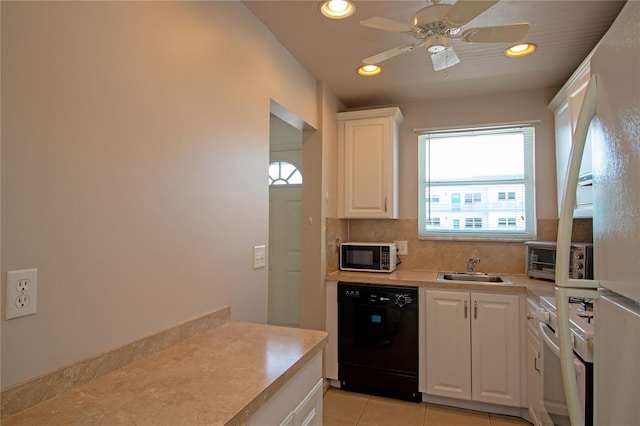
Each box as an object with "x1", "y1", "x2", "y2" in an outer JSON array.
[{"x1": 3, "y1": 322, "x2": 328, "y2": 426}]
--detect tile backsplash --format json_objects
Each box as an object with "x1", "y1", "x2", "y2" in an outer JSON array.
[{"x1": 325, "y1": 217, "x2": 592, "y2": 275}]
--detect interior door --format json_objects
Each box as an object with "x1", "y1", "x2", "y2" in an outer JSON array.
[
  {"x1": 269, "y1": 114, "x2": 303, "y2": 328},
  {"x1": 269, "y1": 183, "x2": 302, "y2": 327}
]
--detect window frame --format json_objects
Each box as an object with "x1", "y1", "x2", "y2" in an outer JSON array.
[
  {"x1": 417, "y1": 123, "x2": 536, "y2": 241},
  {"x1": 268, "y1": 160, "x2": 302, "y2": 186}
]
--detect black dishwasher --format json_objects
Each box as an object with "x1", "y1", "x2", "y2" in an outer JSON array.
[{"x1": 338, "y1": 282, "x2": 420, "y2": 402}]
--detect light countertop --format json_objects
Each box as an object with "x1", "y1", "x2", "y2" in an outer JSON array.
[
  {"x1": 327, "y1": 269, "x2": 556, "y2": 300},
  {"x1": 4, "y1": 322, "x2": 328, "y2": 426}
]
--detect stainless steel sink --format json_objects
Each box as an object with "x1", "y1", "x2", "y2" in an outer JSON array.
[{"x1": 436, "y1": 272, "x2": 513, "y2": 285}]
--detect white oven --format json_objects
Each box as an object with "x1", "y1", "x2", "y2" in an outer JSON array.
[{"x1": 538, "y1": 297, "x2": 594, "y2": 426}]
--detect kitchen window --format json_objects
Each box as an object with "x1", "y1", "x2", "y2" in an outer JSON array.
[{"x1": 418, "y1": 124, "x2": 536, "y2": 240}]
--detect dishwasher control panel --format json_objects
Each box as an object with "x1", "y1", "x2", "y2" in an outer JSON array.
[{"x1": 338, "y1": 282, "x2": 417, "y2": 309}]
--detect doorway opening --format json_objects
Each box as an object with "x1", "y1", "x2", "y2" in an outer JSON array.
[{"x1": 268, "y1": 114, "x2": 303, "y2": 327}]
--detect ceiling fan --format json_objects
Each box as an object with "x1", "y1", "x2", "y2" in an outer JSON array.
[{"x1": 360, "y1": 0, "x2": 530, "y2": 71}]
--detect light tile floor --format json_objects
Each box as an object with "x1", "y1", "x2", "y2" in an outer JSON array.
[{"x1": 323, "y1": 388, "x2": 532, "y2": 426}]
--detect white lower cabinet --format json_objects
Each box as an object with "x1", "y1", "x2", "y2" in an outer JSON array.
[
  {"x1": 526, "y1": 298, "x2": 543, "y2": 425},
  {"x1": 425, "y1": 290, "x2": 521, "y2": 407},
  {"x1": 247, "y1": 352, "x2": 323, "y2": 426}
]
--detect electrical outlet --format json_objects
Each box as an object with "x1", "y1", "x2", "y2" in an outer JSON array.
[
  {"x1": 393, "y1": 240, "x2": 408, "y2": 256},
  {"x1": 253, "y1": 245, "x2": 266, "y2": 269},
  {"x1": 6, "y1": 269, "x2": 37, "y2": 320}
]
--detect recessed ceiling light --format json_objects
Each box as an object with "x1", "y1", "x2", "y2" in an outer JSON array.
[
  {"x1": 505, "y1": 43, "x2": 537, "y2": 58},
  {"x1": 357, "y1": 64, "x2": 381, "y2": 77},
  {"x1": 320, "y1": 0, "x2": 355, "y2": 19}
]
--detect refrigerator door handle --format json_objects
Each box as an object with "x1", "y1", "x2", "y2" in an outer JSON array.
[
  {"x1": 555, "y1": 74, "x2": 598, "y2": 426},
  {"x1": 556, "y1": 74, "x2": 599, "y2": 290}
]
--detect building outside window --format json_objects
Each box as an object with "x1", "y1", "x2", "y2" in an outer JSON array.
[
  {"x1": 465, "y1": 217, "x2": 483, "y2": 228},
  {"x1": 427, "y1": 218, "x2": 441, "y2": 226},
  {"x1": 498, "y1": 217, "x2": 517, "y2": 227}
]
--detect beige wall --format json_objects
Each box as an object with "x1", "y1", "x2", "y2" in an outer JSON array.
[
  {"x1": 1, "y1": 1, "x2": 319, "y2": 388},
  {"x1": 300, "y1": 82, "x2": 343, "y2": 331},
  {"x1": 326, "y1": 88, "x2": 573, "y2": 274},
  {"x1": 397, "y1": 88, "x2": 560, "y2": 220}
]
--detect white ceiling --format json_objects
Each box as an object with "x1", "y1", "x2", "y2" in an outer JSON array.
[{"x1": 244, "y1": 0, "x2": 626, "y2": 108}]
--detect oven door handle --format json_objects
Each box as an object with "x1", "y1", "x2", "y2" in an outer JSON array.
[
  {"x1": 539, "y1": 322, "x2": 561, "y2": 357},
  {"x1": 539, "y1": 322, "x2": 585, "y2": 374}
]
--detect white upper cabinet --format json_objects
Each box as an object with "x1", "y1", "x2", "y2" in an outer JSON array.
[
  {"x1": 550, "y1": 59, "x2": 593, "y2": 218},
  {"x1": 337, "y1": 107, "x2": 403, "y2": 218}
]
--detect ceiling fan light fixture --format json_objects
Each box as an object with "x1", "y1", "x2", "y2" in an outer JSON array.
[
  {"x1": 505, "y1": 43, "x2": 537, "y2": 57},
  {"x1": 320, "y1": 0, "x2": 355, "y2": 19},
  {"x1": 425, "y1": 34, "x2": 449, "y2": 53},
  {"x1": 357, "y1": 64, "x2": 382, "y2": 77}
]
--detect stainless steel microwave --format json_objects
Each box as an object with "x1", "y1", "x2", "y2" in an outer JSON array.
[
  {"x1": 525, "y1": 241, "x2": 593, "y2": 281},
  {"x1": 340, "y1": 242, "x2": 397, "y2": 273}
]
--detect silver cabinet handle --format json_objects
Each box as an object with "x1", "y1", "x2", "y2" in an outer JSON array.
[
  {"x1": 384, "y1": 196, "x2": 388, "y2": 212},
  {"x1": 474, "y1": 301, "x2": 478, "y2": 319},
  {"x1": 464, "y1": 300, "x2": 468, "y2": 319}
]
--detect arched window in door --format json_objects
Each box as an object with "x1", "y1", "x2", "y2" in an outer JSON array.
[{"x1": 269, "y1": 160, "x2": 302, "y2": 186}]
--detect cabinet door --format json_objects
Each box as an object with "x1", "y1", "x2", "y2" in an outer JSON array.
[
  {"x1": 248, "y1": 353, "x2": 322, "y2": 426},
  {"x1": 471, "y1": 293, "x2": 521, "y2": 407},
  {"x1": 555, "y1": 100, "x2": 572, "y2": 217},
  {"x1": 425, "y1": 290, "x2": 471, "y2": 400},
  {"x1": 293, "y1": 379, "x2": 323, "y2": 426},
  {"x1": 342, "y1": 117, "x2": 396, "y2": 218},
  {"x1": 554, "y1": 67, "x2": 593, "y2": 218}
]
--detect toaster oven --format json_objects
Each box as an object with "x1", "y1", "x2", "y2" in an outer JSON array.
[{"x1": 525, "y1": 241, "x2": 593, "y2": 281}]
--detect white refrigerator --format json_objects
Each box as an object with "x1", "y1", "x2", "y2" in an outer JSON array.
[{"x1": 555, "y1": 1, "x2": 640, "y2": 426}]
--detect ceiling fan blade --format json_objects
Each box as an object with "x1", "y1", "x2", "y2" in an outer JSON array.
[
  {"x1": 445, "y1": 1, "x2": 499, "y2": 27},
  {"x1": 431, "y1": 47, "x2": 460, "y2": 71},
  {"x1": 461, "y1": 23, "x2": 530, "y2": 43},
  {"x1": 360, "y1": 17, "x2": 415, "y2": 33},
  {"x1": 363, "y1": 43, "x2": 420, "y2": 65}
]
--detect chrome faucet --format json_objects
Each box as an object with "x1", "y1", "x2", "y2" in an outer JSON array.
[{"x1": 467, "y1": 257, "x2": 481, "y2": 272}]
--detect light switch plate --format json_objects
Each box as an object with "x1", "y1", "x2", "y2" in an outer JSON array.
[{"x1": 253, "y1": 245, "x2": 266, "y2": 269}]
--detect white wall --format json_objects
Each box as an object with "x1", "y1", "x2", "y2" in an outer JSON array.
[
  {"x1": 396, "y1": 88, "x2": 559, "y2": 220},
  {"x1": 1, "y1": 1, "x2": 318, "y2": 388}
]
